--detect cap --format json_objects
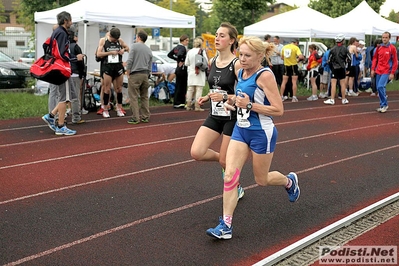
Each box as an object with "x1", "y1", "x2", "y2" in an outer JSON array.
[{"x1": 359, "y1": 40, "x2": 365, "y2": 46}]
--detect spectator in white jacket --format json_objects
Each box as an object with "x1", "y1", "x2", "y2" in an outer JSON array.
[{"x1": 185, "y1": 37, "x2": 208, "y2": 111}]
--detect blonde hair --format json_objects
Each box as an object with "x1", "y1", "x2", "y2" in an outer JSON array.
[
  {"x1": 238, "y1": 36, "x2": 275, "y2": 65},
  {"x1": 193, "y1": 37, "x2": 202, "y2": 48}
]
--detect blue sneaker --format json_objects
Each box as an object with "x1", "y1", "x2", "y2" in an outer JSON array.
[
  {"x1": 286, "y1": 172, "x2": 300, "y2": 202},
  {"x1": 55, "y1": 125, "x2": 77, "y2": 136},
  {"x1": 42, "y1": 114, "x2": 55, "y2": 131},
  {"x1": 222, "y1": 169, "x2": 245, "y2": 201},
  {"x1": 237, "y1": 184, "x2": 245, "y2": 200},
  {"x1": 206, "y1": 217, "x2": 232, "y2": 239}
]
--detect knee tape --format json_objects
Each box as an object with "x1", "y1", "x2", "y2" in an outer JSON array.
[{"x1": 224, "y1": 168, "x2": 240, "y2": 192}]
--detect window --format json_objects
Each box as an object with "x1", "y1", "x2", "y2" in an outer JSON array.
[
  {"x1": 16, "y1": 41, "x2": 25, "y2": 47},
  {"x1": 1, "y1": 14, "x2": 11, "y2": 24},
  {"x1": 0, "y1": 41, "x2": 7, "y2": 48}
]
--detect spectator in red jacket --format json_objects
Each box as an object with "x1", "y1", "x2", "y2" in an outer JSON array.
[
  {"x1": 306, "y1": 44, "x2": 322, "y2": 101},
  {"x1": 371, "y1": 31, "x2": 398, "y2": 113}
]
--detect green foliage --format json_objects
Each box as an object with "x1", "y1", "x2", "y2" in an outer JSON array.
[
  {"x1": 386, "y1": 10, "x2": 399, "y2": 23},
  {"x1": 155, "y1": 0, "x2": 198, "y2": 37},
  {"x1": 14, "y1": 0, "x2": 78, "y2": 31},
  {"x1": 212, "y1": 0, "x2": 271, "y2": 34},
  {"x1": 309, "y1": 0, "x2": 386, "y2": 18},
  {"x1": 0, "y1": 2, "x2": 5, "y2": 23}
]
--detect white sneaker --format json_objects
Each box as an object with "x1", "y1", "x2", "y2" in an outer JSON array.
[
  {"x1": 81, "y1": 108, "x2": 89, "y2": 115},
  {"x1": 324, "y1": 98, "x2": 335, "y2": 105},
  {"x1": 377, "y1": 106, "x2": 389, "y2": 113},
  {"x1": 102, "y1": 109, "x2": 110, "y2": 118},
  {"x1": 342, "y1": 98, "x2": 349, "y2": 104},
  {"x1": 116, "y1": 108, "x2": 125, "y2": 117},
  {"x1": 318, "y1": 92, "x2": 328, "y2": 99},
  {"x1": 282, "y1": 96, "x2": 288, "y2": 101},
  {"x1": 348, "y1": 91, "x2": 358, "y2": 97},
  {"x1": 291, "y1": 96, "x2": 298, "y2": 102},
  {"x1": 307, "y1": 95, "x2": 318, "y2": 101}
]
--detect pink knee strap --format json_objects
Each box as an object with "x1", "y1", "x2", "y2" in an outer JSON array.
[{"x1": 224, "y1": 168, "x2": 240, "y2": 192}]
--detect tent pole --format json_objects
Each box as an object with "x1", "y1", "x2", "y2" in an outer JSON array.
[{"x1": 83, "y1": 21, "x2": 88, "y2": 55}]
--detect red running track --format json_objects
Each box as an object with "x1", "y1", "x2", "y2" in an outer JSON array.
[{"x1": 1, "y1": 91, "x2": 399, "y2": 265}]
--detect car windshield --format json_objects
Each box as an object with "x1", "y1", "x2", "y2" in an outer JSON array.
[
  {"x1": 0, "y1": 52, "x2": 14, "y2": 62},
  {"x1": 155, "y1": 53, "x2": 175, "y2": 63}
]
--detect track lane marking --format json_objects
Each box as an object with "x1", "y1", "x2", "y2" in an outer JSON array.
[
  {"x1": 0, "y1": 104, "x2": 397, "y2": 147},
  {"x1": 3, "y1": 143, "x2": 399, "y2": 266},
  {"x1": 1, "y1": 121, "x2": 398, "y2": 171}
]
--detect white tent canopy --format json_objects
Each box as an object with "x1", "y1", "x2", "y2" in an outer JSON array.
[
  {"x1": 333, "y1": 1, "x2": 399, "y2": 36},
  {"x1": 34, "y1": 0, "x2": 195, "y2": 72},
  {"x1": 243, "y1": 6, "x2": 365, "y2": 40}
]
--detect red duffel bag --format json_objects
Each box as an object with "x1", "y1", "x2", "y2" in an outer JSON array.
[{"x1": 30, "y1": 38, "x2": 71, "y2": 85}]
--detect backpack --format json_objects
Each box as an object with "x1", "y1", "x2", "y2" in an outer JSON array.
[
  {"x1": 195, "y1": 49, "x2": 208, "y2": 71},
  {"x1": 154, "y1": 81, "x2": 171, "y2": 103}
]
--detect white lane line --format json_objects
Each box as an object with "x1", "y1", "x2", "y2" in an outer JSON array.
[
  {"x1": 0, "y1": 136, "x2": 194, "y2": 170},
  {"x1": 0, "y1": 159, "x2": 195, "y2": 205},
  {"x1": 252, "y1": 192, "x2": 399, "y2": 266},
  {"x1": 0, "y1": 110, "x2": 193, "y2": 132},
  {"x1": 0, "y1": 118, "x2": 204, "y2": 148},
  {"x1": 3, "y1": 143, "x2": 399, "y2": 266},
  {"x1": 1, "y1": 120, "x2": 397, "y2": 171},
  {"x1": 1, "y1": 105, "x2": 397, "y2": 148}
]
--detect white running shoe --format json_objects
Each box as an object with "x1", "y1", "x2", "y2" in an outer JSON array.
[
  {"x1": 291, "y1": 96, "x2": 298, "y2": 102},
  {"x1": 307, "y1": 95, "x2": 318, "y2": 101},
  {"x1": 318, "y1": 92, "x2": 328, "y2": 99},
  {"x1": 324, "y1": 98, "x2": 335, "y2": 105},
  {"x1": 348, "y1": 91, "x2": 358, "y2": 97},
  {"x1": 102, "y1": 109, "x2": 110, "y2": 118},
  {"x1": 116, "y1": 108, "x2": 125, "y2": 117},
  {"x1": 342, "y1": 98, "x2": 349, "y2": 104}
]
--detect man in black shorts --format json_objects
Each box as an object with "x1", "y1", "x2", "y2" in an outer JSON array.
[
  {"x1": 96, "y1": 28, "x2": 129, "y2": 118},
  {"x1": 324, "y1": 34, "x2": 351, "y2": 105}
]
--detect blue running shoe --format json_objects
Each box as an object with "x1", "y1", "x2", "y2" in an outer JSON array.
[
  {"x1": 55, "y1": 125, "x2": 77, "y2": 136},
  {"x1": 206, "y1": 217, "x2": 232, "y2": 239},
  {"x1": 222, "y1": 169, "x2": 244, "y2": 201},
  {"x1": 286, "y1": 172, "x2": 300, "y2": 202},
  {"x1": 42, "y1": 114, "x2": 55, "y2": 131},
  {"x1": 237, "y1": 184, "x2": 245, "y2": 200}
]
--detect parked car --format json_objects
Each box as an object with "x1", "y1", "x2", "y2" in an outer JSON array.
[
  {"x1": 0, "y1": 51, "x2": 32, "y2": 89},
  {"x1": 152, "y1": 50, "x2": 176, "y2": 69},
  {"x1": 18, "y1": 50, "x2": 35, "y2": 65}
]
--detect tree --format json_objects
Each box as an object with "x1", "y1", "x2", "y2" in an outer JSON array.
[
  {"x1": 309, "y1": 0, "x2": 386, "y2": 18},
  {"x1": 13, "y1": 0, "x2": 78, "y2": 31},
  {"x1": 386, "y1": 9, "x2": 399, "y2": 23},
  {"x1": 212, "y1": 0, "x2": 271, "y2": 34},
  {"x1": 0, "y1": 2, "x2": 5, "y2": 23},
  {"x1": 155, "y1": 0, "x2": 199, "y2": 37}
]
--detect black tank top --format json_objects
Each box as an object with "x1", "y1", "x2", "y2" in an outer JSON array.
[
  {"x1": 207, "y1": 57, "x2": 238, "y2": 120},
  {"x1": 103, "y1": 38, "x2": 122, "y2": 64}
]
